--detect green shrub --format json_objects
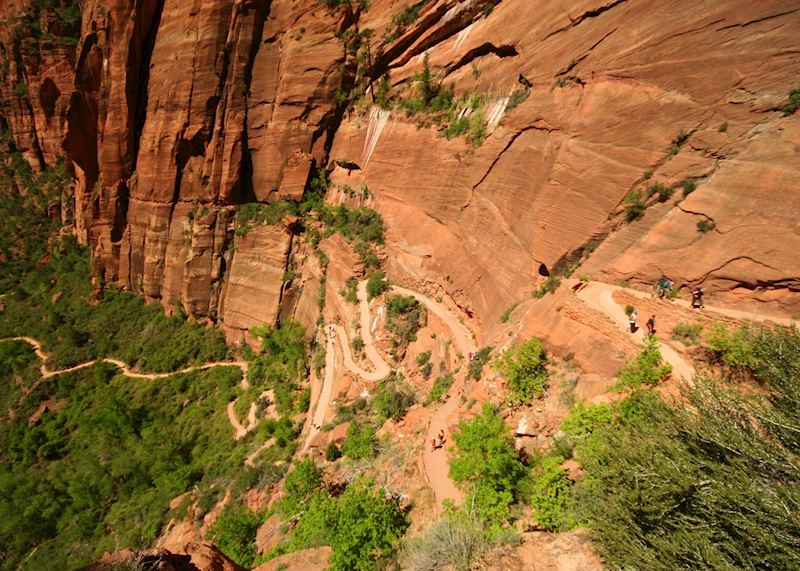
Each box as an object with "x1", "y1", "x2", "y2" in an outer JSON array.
[
  {"x1": 623, "y1": 190, "x2": 645, "y2": 221},
  {"x1": 276, "y1": 459, "x2": 323, "y2": 518},
  {"x1": 284, "y1": 477, "x2": 408, "y2": 571},
  {"x1": 532, "y1": 276, "x2": 561, "y2": 299},
  {"x1": 325, "y1": 442, "x2": 342, "y2": 461},
  {"x1": 450, "y1": 404, "x2": 529, "y2": 526},
  {"x1": 671, "y1": 322, "x2": 702, "y2": 345},
  {"x1": 696, "y1": 219, "x2": 716, "y2": 233},
  {"x1": 384, "y1": 294, "x2": 423, "y2": 350},
  {"x1": 783, "y1": 88, "x2": 800, "y2": 116},
  {"x1": 500, "y1": 301, "x2": 521, "y2": 323},
  {"x1": 208, "y1": 506, "x2": 261, "y2": 567},
  {"x1": 340, "y1": 277, "x2": 358, "y2": 303},
  {"x1": 467, "y1": 346, "x2": 492, "y2": 381},
  {"x1": 705, "y1": 322, "x2": 758, "y2": 370},
  {"x1": 718, "y1": 121, "x2": 728, "y2": 132},
  {"x1": 615, "y1": 335, "x2": 672, "y2": 390},
  {"x1": 577, "y1": 357, "x2": 800, "y2": 570},
  {"x1": 366, "y1": 270, "x2": 389, "y2": 300},
  {"x1": 642, "y1": 171, "x2": 653, "y2": 180},
  {"x1": 401, "y1": 509, "x2": 491, "y2": 570},
  {"x1": 529, "y1": 454, "x2": 577, "y2": 531},
  {"x1": 351, "y1": 336, "x2": 364, "y2": 354},
  {"x1": 416, "y1": 351, "x2": 431, "y2": 366},
  {"x1": 465, "y1": 111, "x2": 487, "y2": 147},
  {"x1": 681, "y1": 178, "x2": 697, "y2": 197},
  {"x1": 647, "y1": 182, "x2": 674, "y2": 203},
  {"x1": 341, "y1": 420, "x2": 378, "y2": 459},
  {"x1": 561, "y1": 401, "x2": 613, "y2": 440},
  {"x1": 442, "y1": 116, "x2": 469, "y2": 139},
  {"x1": 426, "y1": 372, "x2": 454, "y2": 404},
  {"x1": 496, "y1": 339, "x2": 548, "y2": 405},
  {"x1": 372, "y1": 378, "x2": 415, "y2": 422},
  {"x1": 506, "y1": 87, "x2": 530, "y2": 112}
]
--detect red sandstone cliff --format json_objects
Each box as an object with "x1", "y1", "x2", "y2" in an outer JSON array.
[{"x1": 1, "y1": 0, "x2": 798, "y2": 340}]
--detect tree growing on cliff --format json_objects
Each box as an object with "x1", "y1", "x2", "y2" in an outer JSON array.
[
  {"x1": 496, "y1": 338, "x2": 549, "y2": 405},
  {"x1": 450, "y1": 403, "x2": 529, "y2": 527}
]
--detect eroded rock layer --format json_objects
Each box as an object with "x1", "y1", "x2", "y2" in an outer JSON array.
[{"x1": 1, "y1": 0, "x2": 798, "y2": 339}]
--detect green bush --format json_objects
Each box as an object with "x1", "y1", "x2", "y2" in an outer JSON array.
[
  {"x1": 533, "y1": 276, "x2": 561, "y2": 299},
  {"x1": 426, "y1": 372, "x2": 454, "y2": 404},
  {"x1": 279, "y1": 477, "x2": 408, "y2": 571},
  {"x1": 783, "y1": 88, "x2": 800, "y2": 116},
  {"x1": 384, "y1": 294, "x2": 423, "y2": 350},
  {"x1": 697, "y1": 219, "x2": 716, "y2": 233},
  {"x1": 372, "y1": 378, "x2": 415, "y2": 422},
  {"x1": 705, "y1": 322, "x2": 758, "y2": 370},
  {"x1": 366, "y1": 270, "x2": 389, "y2": 300},
  {"x1": 496, "y1": 339, "x2": 548, "y2": 405},
  {"x1": 276, "y1": 459, "x2": 323, "y2": 518},
  {"x1": 614, "y1": 335, "x2": 672, "y2": 390},
  {"x1": 671, "y1": 322, "x2": 702, "y2": 345},
  {"x1": 340, "y1": 277, "x2": 358, "y2": 303},
  {"x1": 416, "y1": 351, "x2": 431, "y2": 366},
  {"x1": 561, "y1": 401, "x2": 613, "y2": 441},
  {"x1": 467, "y1": 346, "x2": 492, "y2": 381},
  {"x1": 623, "y1": 190, "x2": 645, "y2": 221},
  {"x1": 325, "y1": 441, "x2": 342, "y2": 461},
  {"x1": 577, "y1": 352, "x2": 800, "y2": 570},
  {"x1": 341, "y1": 420, "x2": 378, "y2": 459},
  {"x1": 500, "y1": 301, "x2": 521, "y2": 323},
  {"x1": 450, "y1": 404, "x2": 529, "y2": 526},
  {"x1": 208, "y1": 506, "x2": 261, "y2": 567},
  {"x1": 718, "y1": 121, "x2": 728, "y2": 132},
  {"x1": 529, "y1": 454, "x2": 576, "y2": 531},
  {"x1": 647, "y1": 182, "x2": 674, "y2": 203}
]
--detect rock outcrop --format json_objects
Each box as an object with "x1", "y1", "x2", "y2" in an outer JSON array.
[{"x1": 1, "y1": 0, "x2": 798, "y2": 335}]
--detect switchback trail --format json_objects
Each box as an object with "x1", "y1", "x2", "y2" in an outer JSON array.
[
  {"x1": 2, "y1": 336, "x2": 254, "y2": 438},
  {"x1": 575, "y1": 280, "x2": 798, "y2": 382},
  {"x1": 391, "y1": 285, "x2": 476, "y2": 511},
  {"x1": 301, "y1": 281, "x2": 476, "y2": 511}
]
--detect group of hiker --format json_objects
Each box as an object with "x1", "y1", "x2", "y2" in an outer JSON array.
[
  {"x1": 628, "y1": 276, "x2": 705, "y2": 335},
  {"x1": 431, "y1": 429, "x2": 446, "y2": 451}
]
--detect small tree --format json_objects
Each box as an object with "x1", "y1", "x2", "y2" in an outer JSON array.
[
  {"x1": 450, "y1": 404, "x2": 529, "y2": 526},
  {"x1": 615, "y1": 335, "x2": 672, "y2": 390},
  {"x1": 496, "y1": 339, "x2": 548, "y2": 405}
]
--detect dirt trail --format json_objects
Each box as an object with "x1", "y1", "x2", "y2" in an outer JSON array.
[
  {"x1": 356, "y1": 281, "x2": 392, "y2": 379},
  {"x1": 300, "y1": 282, "x2": 475, "y2": 510},
  {"x1": 612, "y1": 284, "x2": 799, "y2": 327},
  {"x1": 574, "y1": 280, "x2": 799, "y2": 382},
  {"x1": 3, "y1": 336, "x2": 253, "y2": 438},
  {"x1": 302, "y1": 327, "x2": 338, "y2": 453},
  {"x1": 390, "y1": 285, "x2": 477, "y2": 512},
  {"x1": 577, "y1": 283, "x2": 694, "y2": 380}
]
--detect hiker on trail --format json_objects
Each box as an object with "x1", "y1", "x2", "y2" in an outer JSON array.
[
  {"x1": 438, "y1": 429, "x2": 446, "y2": 447},
  {"x1": 654, "y1": 276, "x2": 672, "y2": 298},
  {"x1": 431, "y1": 437, "x2": 439, "y2": 451},
  {"x1": 647, "y1": 315, "x2": 656, "y2": 336},
  {"x1": 692, "y1": 286, "x2": 704, "y2": 309},
  {"x1": 629, "y1": 308, "x2": 638, "y2": 333}
]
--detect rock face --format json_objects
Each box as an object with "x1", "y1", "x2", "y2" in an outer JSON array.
[
  {"x1": 1, "y1": 0, "x2": 799, "y2": 339},
  {"x1": 79, "y1": 542, "x2": 246, "y2": 571}
]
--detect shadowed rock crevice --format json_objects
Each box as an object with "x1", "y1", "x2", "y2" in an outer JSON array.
[{"x1": 444, "y1": 41, "x2": 518, "y2": 75}]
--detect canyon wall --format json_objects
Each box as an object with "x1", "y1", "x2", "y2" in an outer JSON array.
[{"x1": 2, "y1": 0, "x2": 799, "y2": 339}]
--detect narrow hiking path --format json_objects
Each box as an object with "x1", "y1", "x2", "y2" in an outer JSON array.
[
  {"x1": 576, "y1": 283, "x2": 694, "y2": 381},
  {"x1": 2, "y1": 335, "x2": 254, "y2": 438},
  {"x1": 300, "y1": 281, "x2": 476, "y2": 511},
  {"x1": 575, "y1": 280, "x2": 798, "y2": 382},
  {"x1": 302, "y1": 327, "x2": 338, "y2": 453},
  {"x1": 391, "y1": 285, "x2": 477, "y2": 511}
]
